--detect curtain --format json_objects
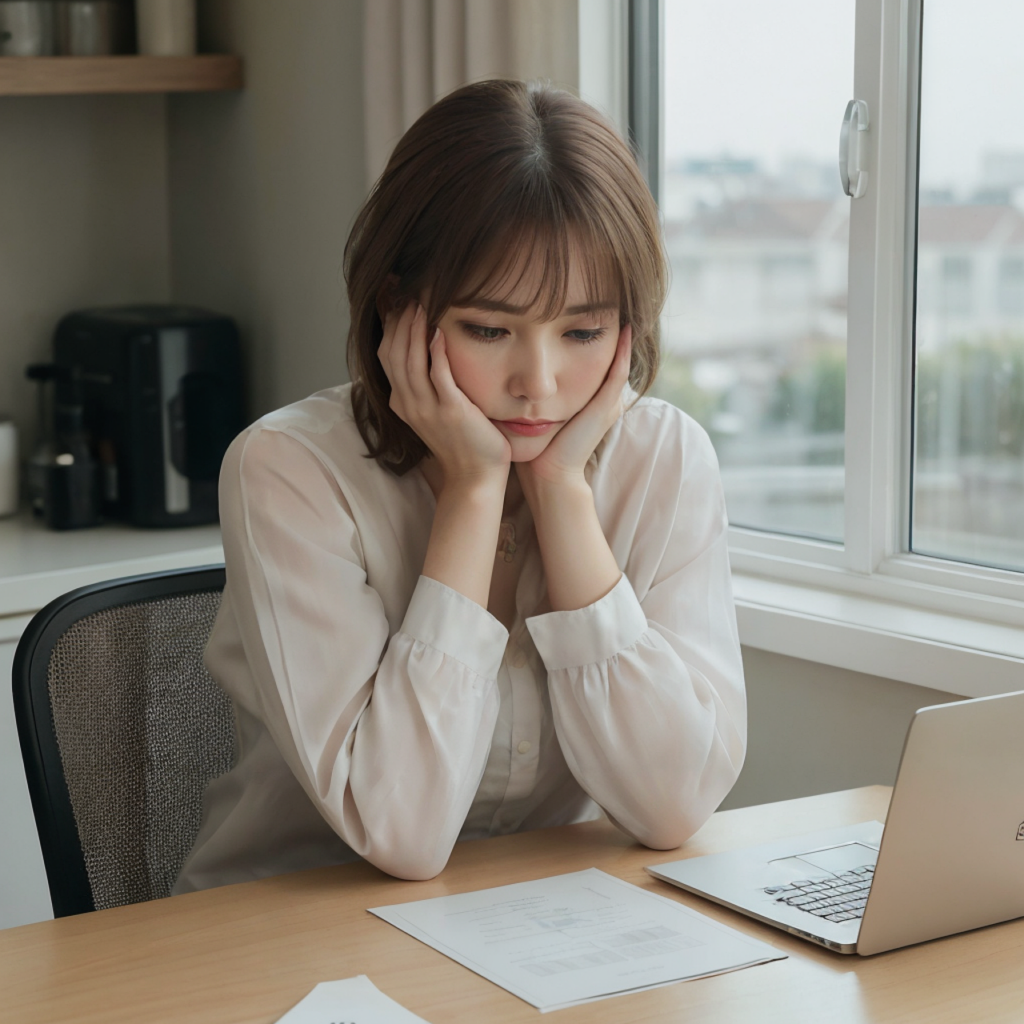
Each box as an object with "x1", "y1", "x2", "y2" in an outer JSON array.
[{"x1": 363, "y1": 0, "x2": 579, "y2": 186}]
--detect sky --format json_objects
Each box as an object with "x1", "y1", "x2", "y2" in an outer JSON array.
[{"x1": 663, "y1": 0, "x2": 1024, "y2": 193}]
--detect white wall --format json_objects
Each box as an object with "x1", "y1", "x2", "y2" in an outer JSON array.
[
  {"x1": 167, "y1": 0, "x2": 366, "y2": 423},
  {"x1": 721, "y1": 648, "x2": 965, "y2": 810},
  {"x1": 0, "y1": 94, "x2": 171, "y2": 458}
]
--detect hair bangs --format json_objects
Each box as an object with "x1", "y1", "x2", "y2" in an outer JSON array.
[{"x1": 440, "y1": 210, "x2": 622, "y2": 323}]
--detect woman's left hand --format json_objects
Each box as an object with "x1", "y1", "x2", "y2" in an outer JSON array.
[{"x1": 517, "y1": 323, "x2": 632, "y2": 489}]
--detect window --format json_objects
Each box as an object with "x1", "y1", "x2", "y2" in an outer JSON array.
[
  {"x1": 911, "y1": 0, "x2": 1024, "y2": 572},
  {"x1": 628, "y1": 0, "x2": 1024, "y2": 692},
  {"x1": 654, "y1": 0, "x2": 852, "y2": 542}
]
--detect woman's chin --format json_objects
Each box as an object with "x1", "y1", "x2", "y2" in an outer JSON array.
[{"x1": 507, "y1": 435, "x2": 555, "y2": 463}]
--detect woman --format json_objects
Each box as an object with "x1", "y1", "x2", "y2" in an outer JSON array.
[{"x1": 174, "y1": 79, "x2": 745, "y2": 892}]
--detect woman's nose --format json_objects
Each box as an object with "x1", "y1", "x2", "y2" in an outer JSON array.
[{"x1": 509, "y1": 342, "x2": 557, "y2": 402}]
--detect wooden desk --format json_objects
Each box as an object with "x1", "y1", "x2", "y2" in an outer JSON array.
[{"x1": 3, "y1": 786, "x2": 1022, "y2": 1023}]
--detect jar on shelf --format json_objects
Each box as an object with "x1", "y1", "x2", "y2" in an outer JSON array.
[
  {"x1": 0, "y1": 1, "x2": 58, "y2": 56},
  {"x1": 56, "y1": 0, "x2": 134, "y2": 56},
  {"x1": 135, "y1": 0, "x2": 193, "y2": 56}
]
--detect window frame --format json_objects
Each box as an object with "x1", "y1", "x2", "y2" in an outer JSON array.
[{"x1": 631, "y1": 0, "x2": 1024, "y2": 695}]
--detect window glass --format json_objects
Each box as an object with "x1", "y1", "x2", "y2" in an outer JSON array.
[
  {"x1": 657, "y1": 0, "x2": 855, "y2": 541},
  {"x1": 912, "y1": 0, "x2": 1024, "y2": 570}
]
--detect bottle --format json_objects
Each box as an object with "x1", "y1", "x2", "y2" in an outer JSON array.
[
  {"x1": 25, "y1": 363, "x2": 59, "y2": 519},
  {"x1": 43, "y1": 370, "x2": 100, "y2": 530},
  {"x1": 0, "y1": 419, "x2": 18, "y2": 518}
]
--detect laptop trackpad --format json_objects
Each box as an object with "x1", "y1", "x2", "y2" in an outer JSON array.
[{"x1": 770, "y1": 842, "x2": 879, "y2": 876}]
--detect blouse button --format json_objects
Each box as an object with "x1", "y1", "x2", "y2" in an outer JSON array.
[
  {"x1": 510, "y1": 647, "x2": 527, "y2": 669},
  {"x1": 517, "y1": 740, "x2": 532, "y2": 755}
]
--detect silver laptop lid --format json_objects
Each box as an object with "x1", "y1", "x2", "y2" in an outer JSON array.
[{"x1": 857, "y1": 688, "x2": 1024, "y2": 955}]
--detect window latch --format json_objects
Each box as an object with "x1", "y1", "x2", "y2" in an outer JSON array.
[{"x1": 839, "y1": 99, "x2": 870, "y2": 199}]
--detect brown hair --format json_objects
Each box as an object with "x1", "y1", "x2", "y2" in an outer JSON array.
[{"x1": 345, "y1": 79, "x2": 667, "y2": 474}]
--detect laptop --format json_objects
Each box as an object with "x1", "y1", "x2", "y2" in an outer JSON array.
[{"x1": 647, "y1": 689, "x2": 1024, "y2": 955}]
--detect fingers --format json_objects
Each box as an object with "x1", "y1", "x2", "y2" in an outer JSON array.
[
  {"x1": 555, "y1": 323, "x2": 633, "y2": 455},
  {"x1": 380, "y1": 302, "x2": 437, "y2": 416},
  {"x1": 377, "y1": 300, "x2": 415, "y2": 388},
  {"x1": 612, "y1": 322, "x2": 633, "y2": 383},
  {"x1": 602, "y1": 323, "x2": 633, "y2": 422},
  {"x1": 428, "y1": 329, "x2": 462, "y2": 405},
  {"x1": 592, "y1": 323, "x2": 633, "y2": 408},
  {"x1": 404, "y1": 305, "x2": 434, "y2": 402}
]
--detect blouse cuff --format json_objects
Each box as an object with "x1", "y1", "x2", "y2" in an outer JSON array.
[
  {"x1": 525, "y1": 573, "x2": 648, "y2": 671},
  {"x1": 401, "y1": 575, "x2": 509, "y2": 679}
]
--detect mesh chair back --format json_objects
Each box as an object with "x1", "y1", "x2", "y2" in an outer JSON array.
[{"x1": 14, "y1": 566, "x2": 236, "y2": 916}]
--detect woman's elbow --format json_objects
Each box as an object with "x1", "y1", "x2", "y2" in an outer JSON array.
[
  {"x1": 360, "y1": 821, "x2": 458, "y2": 881},
  {"x1": 366, "y1": 845, "x2": 450, "y2": 881},
  {"x1": 629, "y1": 755, "x2": 746, "y2": 851},
  {"x1": 631, "y1": 809, "x2": 707, "y2": 852}
]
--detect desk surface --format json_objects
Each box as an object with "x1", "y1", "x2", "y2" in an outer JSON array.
[{"x1": 4, "y1": 786, "x2": 1023, "y2": 1024}]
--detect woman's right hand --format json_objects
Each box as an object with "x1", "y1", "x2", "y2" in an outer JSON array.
[
  {"x1": 378, "y1": 302, "x2": 512, "y2": 487},
  {"x1": 381, "y1": 303, "x2": 510, "y2": 609}
]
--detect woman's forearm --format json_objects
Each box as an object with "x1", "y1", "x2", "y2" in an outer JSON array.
[
  {"x1": 523, "y1": 471, "x2": 621, "y2": 611},
  {"x1": 421, "y1": 472, "x2": 508, "y2": 608}
]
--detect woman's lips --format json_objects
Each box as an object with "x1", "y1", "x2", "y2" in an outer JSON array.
[{"x1": 494, "y1": 419, "x2": 560, "y2": 437}]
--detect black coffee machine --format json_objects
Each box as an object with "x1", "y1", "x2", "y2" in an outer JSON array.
[{"x1": 49, "y1": 305, "x2": 244, "y2": 528}]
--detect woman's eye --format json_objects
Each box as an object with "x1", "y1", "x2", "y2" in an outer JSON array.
[
  {"x1": 463, "y1": 323, "x2": 506, "y2": 341},
  {"x1": 565, "y1": 328, "x2": 607, "y2": 344}
]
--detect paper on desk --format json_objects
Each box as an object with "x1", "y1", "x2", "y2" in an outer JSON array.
[
  {"x1": 370, "y1": 868, "x2": 785, "y2": 1012},
  {"x1": 275, "y1": 975, "x2": 431, "y2": 1024}
]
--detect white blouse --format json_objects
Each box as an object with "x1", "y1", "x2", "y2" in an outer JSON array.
[{"x1": 173, "y1": 383, "x2": 746, "y2": 892}]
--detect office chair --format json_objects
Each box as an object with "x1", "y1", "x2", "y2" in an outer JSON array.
[{"x1": 12, "y1": 564, "x2": 236, "y2": 917}]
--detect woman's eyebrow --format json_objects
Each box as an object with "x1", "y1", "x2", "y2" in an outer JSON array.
[
  {"x1": 564, "y1": 302, "x2": 618, "y2": 315},
  {"x1": 456, "y1": 299, "x2": 529, "y2": 314},
  {"x1": 456, "y1": 299, "x2": 617, "y2": 315}
]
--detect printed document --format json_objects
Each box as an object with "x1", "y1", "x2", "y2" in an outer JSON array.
[
  {"x1": 275, "y1": 975, "x2": 430, "y2": 1023},
  {"x1": 370, "y1": 868, "x2": 785, "y2": 1012}
]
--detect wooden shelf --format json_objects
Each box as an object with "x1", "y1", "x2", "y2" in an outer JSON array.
[{"x1": 0, "y1": 55, "x2": 243, "y2": 96}]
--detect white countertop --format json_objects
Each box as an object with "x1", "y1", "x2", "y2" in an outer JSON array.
[{"x1": 0, "y1": 507, "x2": 223, "y2": 628}]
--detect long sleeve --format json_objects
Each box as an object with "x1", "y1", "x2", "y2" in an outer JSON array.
[
  {"x1": 525, "y1": 404, "x2": 746, "y2": 850},
  {"x1": 217, "y1": 426, "x2": 507, "y2": 879}
]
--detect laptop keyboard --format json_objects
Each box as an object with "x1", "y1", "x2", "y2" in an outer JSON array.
[{"x1": 763, "y1": 865, "x2": 874, "y2": 923}]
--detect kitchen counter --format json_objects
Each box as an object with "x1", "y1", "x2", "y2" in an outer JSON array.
[{"x1": 0, "y1": 507, "x2": 223, "y2": 631}]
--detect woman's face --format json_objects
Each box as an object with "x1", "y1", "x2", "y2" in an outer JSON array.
[{"x1": 434, "y1": 256, "x2": 622, "y2": 463}]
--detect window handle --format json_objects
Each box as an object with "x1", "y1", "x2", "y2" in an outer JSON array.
[{"x1": 839, "y1": 99, "x2": 870, "y2": 198}]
